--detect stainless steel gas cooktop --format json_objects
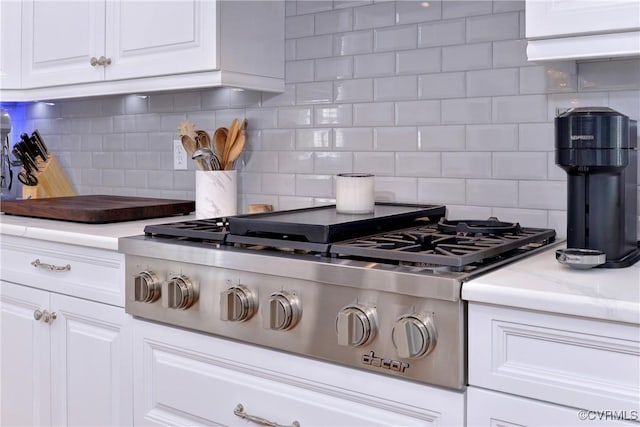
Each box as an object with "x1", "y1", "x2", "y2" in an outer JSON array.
[{"x1": 120, "y1": 204, "x2": 556, "y2": 390}]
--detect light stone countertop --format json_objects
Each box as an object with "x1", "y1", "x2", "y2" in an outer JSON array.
[
  {"x1": 0, "y1": 212, "x2": 195, "y2": 251},
  {"x1": 463, "y1": 244, "x2": 640, "y2": 325}
]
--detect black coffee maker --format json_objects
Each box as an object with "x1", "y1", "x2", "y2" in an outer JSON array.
[{"x1": 555, "y1": 107, "x2": 640, "y2": 268}]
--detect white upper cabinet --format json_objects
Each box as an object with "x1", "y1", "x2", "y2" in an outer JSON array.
[
  {"x1": 0, "y1": 0, "x2": 22, "y2": 89},
  {"x1": 5, "y1": 0, "x2": 284, "y2": 101},
  {"x1": 526, "y1": 0, "x2": 640, "y2": 61}
]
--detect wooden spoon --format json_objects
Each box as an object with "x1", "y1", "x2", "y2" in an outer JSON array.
[
  {"x1": 181, "y1": 135, "x2": 198, "y2": 158},
  {"x1": 224, "y1": 130, "x2": 246, "y2": 170},
  {"x1": 223, "y1": 118, "x2": 240, "y2": 167},
  {"x1": 213, "y1": 127, "x2": 228, "y2": 167}
]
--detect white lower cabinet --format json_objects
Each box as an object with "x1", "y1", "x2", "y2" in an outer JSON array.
[
  {"x1": 467, "y1": 302, "x2": 640, "y2": 426},
  {"x1": 0, "y1": 280, "x2": 132, "y2": 426},
  {"x1": 133, "y1": 318, "x2": 465, "y2": 426}
]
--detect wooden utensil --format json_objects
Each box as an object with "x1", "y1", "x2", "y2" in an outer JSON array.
[
  {"x1": 178, "y1": 120, "x2": 198, "y2": 142},
  {"x1": 213, "y1": 127, "x2": 228, "y2": 167},
  {"x1": 223, "y1": 118, "x2": 240, "y2": 168},
  {"x1": 181, "y1": 135, "x2": 198, "y2": 158},
  {"x1": 224, "y1": 130, "x2": 246, "y2": 170}
]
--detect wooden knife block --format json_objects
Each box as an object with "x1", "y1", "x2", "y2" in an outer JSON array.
[{"x1": 22, "y1": 154, "x2": 76, "y2": 199}]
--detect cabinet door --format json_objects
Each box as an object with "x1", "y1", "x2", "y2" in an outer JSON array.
[
  {"x1": 21, "y1": 0, "x2": 105, "y2": 87},
  {"x1": 526, "y1": 0, "x2": 640, "y2": 38},
  {"x1": 105, "y1": 0, "x2": 217, "y2": 81},
  {"x1": 50, "y1": 293, "x2": 132, "y2": 427},
  {"x1": 0, "y1": 281, "x2": 51, "y2": 427},
  {"x1": 0, "y1": 0, "x2": 22, "y2": 88}
]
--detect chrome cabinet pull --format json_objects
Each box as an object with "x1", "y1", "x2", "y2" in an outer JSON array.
[
  {"x1": 42, "y1": 310, "x2": 57, "y2": 324},
  {"x1": 233, "y1": 404, "x2": 300, "y2": 427},
  {"x1": 90, "y1": 56, "x2": 112, "y2": 67},
  {"x1": 34, "y1": 309, "x2": 43, "y2": 321},
  {"x1": 31, "y1": 259, "x2": 71, "y2": 272}
]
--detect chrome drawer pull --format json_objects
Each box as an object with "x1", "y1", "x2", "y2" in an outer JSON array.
[
  {"x1": 31, "y1": 259, "x2": 71, "y2": 272},
  {"x1": 233, "y1": 404, "x2": 300, "y2": 427}
]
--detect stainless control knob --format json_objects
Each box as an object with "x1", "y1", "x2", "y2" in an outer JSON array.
[
  {"x1": 134, "y1": 271, "x2": 161, "y2": 303},
  {"x1": 167, "y1": 275, "x2": 196, "y2": 309},
  {"x1": 392, "y1": 314, "x2": 437, "y2": 359},
  {"x1": 263, "y1": 291, "x2": 301, "y2": 331},
  {"x1": 336, "y1": 304, "x2": 377, "y2": 347},
  {"x1": 220, "y1": 285, "x2": 257, "y2": 322}
]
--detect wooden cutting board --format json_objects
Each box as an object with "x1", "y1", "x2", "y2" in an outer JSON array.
[{"x1": 1, "y1": 195, "x2": 195, "y2": 223}]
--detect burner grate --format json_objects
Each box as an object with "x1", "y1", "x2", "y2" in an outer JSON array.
[
  {"x1": 330, "y1": 224, "x2": 556, "y2": 269},
  {"x1": 144, "y1": 218, "x2": 229, "y2": 242}
]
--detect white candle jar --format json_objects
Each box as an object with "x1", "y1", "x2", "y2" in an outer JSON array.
[{"x1": 335, "y1": 173, "x2": 375, "y2": 214}]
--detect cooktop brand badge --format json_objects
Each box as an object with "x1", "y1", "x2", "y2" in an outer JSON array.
[{"x1": 361, "y1": 351, "x2": 409, "y2": 373}]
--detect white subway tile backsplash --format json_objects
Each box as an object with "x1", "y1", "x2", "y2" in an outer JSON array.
[
  {"x1": 174, "y1": 92, "x2": 201, "y2": 111},
  {"x1": 262, "y1": 129, "x2": 296, "y2": 150},
  {"x1": 395, "y1": 152, "x2": 440, "y2": 176},
  {"x1": 467, "y1": 68, "x2": 519, "y2": 97},
  {"x1": 548, "y1": 210, "x2": 567, "y2": 239},
  {"x1": 493, "y1": 95, "x2": 547, "y2": 123},
  {"x1": 314, "y1": 151, "x2": 353, "y2": 174},
  {"x1": 354, "y1": 102, "x2": 395, "y2": 126},
  {"x1": 353, "y1": 152, "x2": 395, "y2": 175},
  {"x1": 519, "y1": 181, "x2": 566, "y2": 210},
  {"x1": 446, "y1": 205, "x2": 493, "y2": 220},
  {"x1": 245, "y1": 108, "x2": 278, "y2": 130},
  {"x1": 279, "y1": 151, "x2": 313, "y2": 173},
  {"x1": 333, "y1": 30, "x2": 374, "y2": 56},
  {"x1": 278, "y1": 107, "x2": 312, "y2": 127},
  {"x1": 296, "y1": 1, "x2": 333, "y2": 15},
  {"x1": 261, "y1": 173, "x2": 296, "y2": 195},
  {"x1": 375, "y1": 75, "x2": 417, "y2": 101},
  {"x1": 493, "y1": 152, "x2": 547, "y2": 179},
  {"x1": 334, "y1": 128, "x2": 374, "y2": 150},
  {"x1": 544, "y1": 62, "x2": 578, "y2": 93},
  {"x1": 578, "y1": 59, "x2": 640, "y2": 91},
  {"x1": 262, "y1": 86, "x2": 296, "y2": 107},
  {"x1": 418, "y1": 178, "x2": 466, "y2": 204},
  {"x1": 354, "y1": 2, "x2": 395, "y2": 30},
  {"x1": 397, "y1": 48, "x2": 441, "y2": 75},
  {"x1": 493, "y1": 1, "x2": 525, "y2": 13},
  {"x1": 442, "y1": 98, "x2": 492, "y2": 124},
  {"x1": 229, "y1": 90, "x2": 261, "y2": 108},
  {"x1": 295, "y1": 35, "x2": 333, "y2": 60},
  {"x1": 114, "y1": 151, "x2": 136, "y2": 170},
  {"x1": 442, "y1": 152, "x2": 492, "y2": 178},
  {"x1": 149, "y1": 94, "x2": 174, "y2": 113},
  {"x1": 419, "y1": 72, "x2": 465, "y2": 99},
  {"x1": 466, "y1": 124, "x2": 518, "y2": 151},
  {"x1": 296, "y1": 82, "x2": 333, "y2": 104},
  {"x1": 418, "y1": 20, "x2": 466, "y2": 47},
  {"x1": 418, "y1": 125, "x2": 466, "y2": 151},
  {"x1": 135, "y1": 152, "x2": 160, "y2": 171},
  {"x1": 467, "y1": 179, "x2": 517, "y2": 207},
  {"x1": 519, "y1": 123, "x2": 554, "y2": 151},
  {"x1": 315, "y1": 9, "x2": 353, "y2": 35},
  {"x1": 396, "y1": 1, "x2": 442, "y2": 24},
  {"x1": 466, "y1": 12, "x2": 519, "y2": 42},
  {"x1": 492, "y1": 39, "x2": 528, "y2": 67},
  {"x1": 314, "y1": 105, "x2": 353, "y2": 126},
  {"x1": 243, "y1": 151, "x2": 279, "y2": 173},
  {"x1": 442, "y1": 43, "x2": 492, "y2": 71},
  {"x1": 286, "y1": 14, "x2": 314, "y2": 38},
  {"x1": 374, "y1": 25, "x2": 417, "y2": 52},
  {"x1": 610, "y1": 90, "x2": 640, "y2": 120},
  {"x1": 442, "y1": 0, "x2": 492, "y2": 19},
  {"x1": 375, "y1": 176, "x2": 418, "y2": 202},
  {"x1": 201, "y1": 88, "x2": 231, "y2": 109},
  {"x1": 395, "y1": 100, "x2": 440, "y2": 125},
  {"x1": 354, "y1": 52, "x2": 396, "y2": 77},
  {"x1": 491, "y1": 207, "x2": 547, "y2": 228},
  {"x1": 375, "y1": 127, "x2": 417, "y2": 151},
  {"x1": 295, "y1": 174, "x2": 333, "y2": 197},
  {"x1": 277, "y1": 195, "x2": 314, "y2": 210},
  {"x1": 335, "y1": 79, "x2": 374, "y2": 103},
  {"x1": 296, "y1": 128, "x2": 332, "y2": 149},
  {"x1": 315, "y1": 56, "x2": 354, "y2": 80},
  {"x1": 547, "y1": 153, "x2": 567, "y2": 181},
  {"x1": 546, "y1": 92, "x2": 609, "y2": 121}
]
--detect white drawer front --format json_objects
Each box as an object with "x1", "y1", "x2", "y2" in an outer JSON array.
[
  {"x1": 0, "y1": 235, "x2": 124, "y2": 306},
  {"x1": 469, "y1": 302, "x2": 640, "y2": 413}
]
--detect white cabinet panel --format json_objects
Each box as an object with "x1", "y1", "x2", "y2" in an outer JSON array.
[
  {"x1": 525, "y1": 0, "x2": 640, "y2": 60},
  {"x1": 21, "y1": 0, "x2": 105, "y2": 87},
  {"x1": 134, "y1": 319, "x2": 464, "y2": 427},
  {"x1": 0, "y1": 0, "x2": 22, "y2": 88},
  {"x1": 50, "y1": 293, "x2": 132, "y2": 427},
  {"x1": 105, "y1": 0, "x2": 217, "y2": 81},
  {"x1": 0, "y1": 281, "x2": 50, "y2": 427}
]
